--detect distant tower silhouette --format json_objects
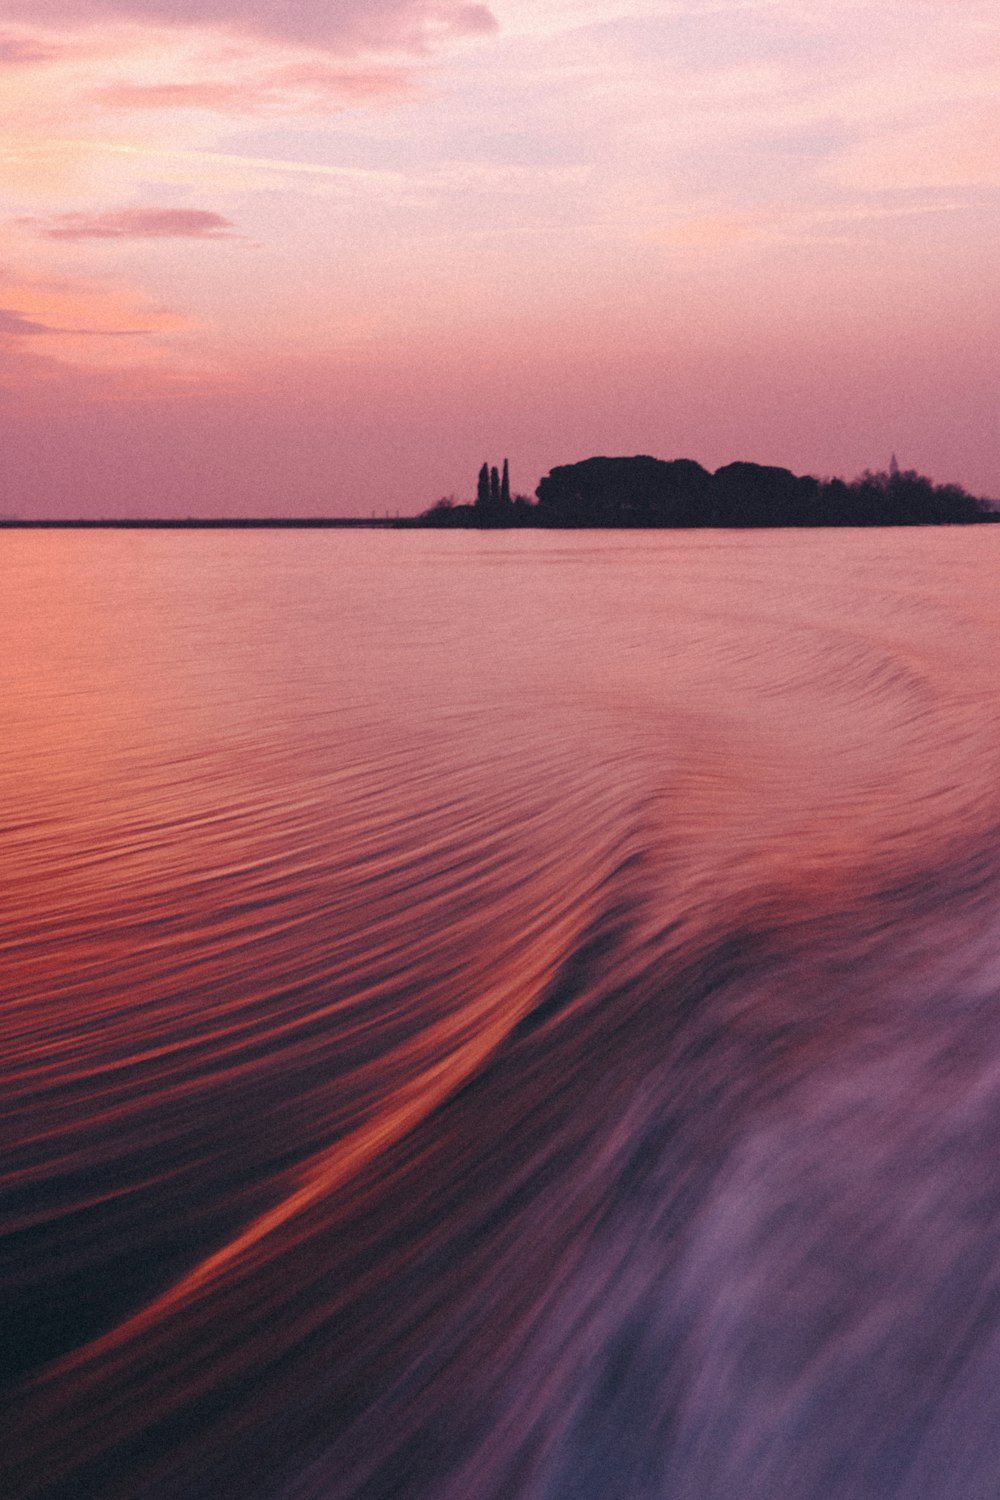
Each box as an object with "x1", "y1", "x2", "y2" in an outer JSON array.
[
  {"x1": 889, "y1": 453, "x2": 900, "y2": 479},
  {"x1": 501, "y1": 458, "x2": 510, "y2": 506},
  {"x1": 476, "y1": 463, "x2": 490, "y2": 507}
]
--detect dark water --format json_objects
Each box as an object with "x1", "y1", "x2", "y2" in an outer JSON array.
[{"x1": 4, "y1": 529, "x2": 1000, "y2": 1499}]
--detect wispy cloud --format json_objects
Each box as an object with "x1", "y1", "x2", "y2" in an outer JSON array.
[
  {"x1": 91, "y1": 64, "x2": 415, "y2": 115},
  {"x1": 0, "y1": 31, "x2": 57, "y2": 64},
  {"x1": 0, "y1": 304, "x2": 145, "y2": 334},
  {"x1": 42, "y1": 139, "x2": 409, "y2": 187},
  {"x1": 0, "y1": 307, "x2": 58, "y2": 335},
  {"x1": 827, "y1": 108, "x2": 1000, "y2": 193},
  {"x1": 0, "y1": 269, "x2": 197, "y2": 381},
  {"x1": 7, "y1": 0, "x2": 499, "y2": 52},
  {"x1": 23, "y1": 207, "x2": 238, "y2": 239}
]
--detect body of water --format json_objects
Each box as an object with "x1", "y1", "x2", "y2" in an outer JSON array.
[{"x1": 4, "y1": 529, "x2": 1000, "y2": 1499}]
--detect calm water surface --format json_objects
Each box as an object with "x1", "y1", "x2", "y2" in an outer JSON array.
[{"x1": 4, "y1": 529, "x2": 1000, "y2": 1499}]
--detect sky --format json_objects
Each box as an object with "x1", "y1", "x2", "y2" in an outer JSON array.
[{"x1": 0, "y1": 0, "x2": 997, "y2": 516}]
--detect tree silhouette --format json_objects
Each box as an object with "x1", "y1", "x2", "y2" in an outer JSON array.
[
  {"x1": 535, "y1": 456, "x2": 713, "y2": 526},
  {"x1": 421, "y1": 455, "x2": 996, "y2": 528},
  {"x1": 532, "y1": 456, "x2": 994, "y2": 528},
  {"x1": 712, "y1": 463, "x2": 819, "y2": 528}
]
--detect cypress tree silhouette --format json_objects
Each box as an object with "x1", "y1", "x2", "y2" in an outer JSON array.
[
  {"x1": 490, "y1": 466, "x2": 500, "y2": 505},
  {"x1": 501, "y1": 459, "x2": 510, "y2": 506},
  {"x1": 477, "y1": 463, "x2": 490, "y2": 507}
]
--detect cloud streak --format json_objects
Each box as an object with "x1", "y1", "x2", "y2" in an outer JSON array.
[
  {"x1": 24, "y1": 208, "x2": 238, "y2": 239},
  {"x1": 8, "y1": 0, "x2": 498, "y2": 51},
  {"x1": 0, "y1": 305, "x2": 146, "y2": 334},
  {"x1": 0, "y1": 307, "x2": 59, "y2": 335},
  {"x1": 0, "y1": 31, "x2": 57, "y2": 63},
  {"x1": 91, "y1": 64, "x2": 415, "y2": 114}
]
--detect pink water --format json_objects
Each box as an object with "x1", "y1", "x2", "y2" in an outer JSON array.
[{"x1": 4, "y1": 529, "x2": 1000, "y2": 1499}]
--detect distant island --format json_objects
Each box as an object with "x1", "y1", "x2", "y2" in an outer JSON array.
[
  {"x1": 2, "y1": 455, "x2": 994, "y2": 530},
  {"x1": 419, "y1": 456, "x2": 999, "y2": 528}
]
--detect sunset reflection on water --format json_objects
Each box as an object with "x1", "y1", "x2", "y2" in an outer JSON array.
[{"x1": 4, "y1": 529, "x2": 1000, "y2": 1500}]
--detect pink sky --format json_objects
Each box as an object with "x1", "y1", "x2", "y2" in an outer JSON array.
[{"x1": 1, "y1": 0, "x2": 998, "y2": 516}]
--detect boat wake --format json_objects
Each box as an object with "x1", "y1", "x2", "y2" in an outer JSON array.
[{"x1": 4, "y1": 529, "x2": 1000, "y2": 1498}]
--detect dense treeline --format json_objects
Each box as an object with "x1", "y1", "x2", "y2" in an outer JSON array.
[{"x1": 419, "y1": 456, "x2": 997, "y2": 528}]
